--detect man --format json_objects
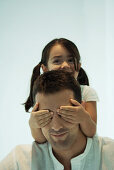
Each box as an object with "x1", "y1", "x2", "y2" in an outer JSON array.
[{"x1": 0, "y1": 70, "x2": 114, "y2": 170}]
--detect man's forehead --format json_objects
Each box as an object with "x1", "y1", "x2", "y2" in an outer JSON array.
[{"x1": 35, "y1": 89, "x2": 74, "y2": 110}]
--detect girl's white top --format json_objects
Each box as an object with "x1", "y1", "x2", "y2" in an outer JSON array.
[{"x1": 81, "y1": 85, "x2": 99, "y2": 102}]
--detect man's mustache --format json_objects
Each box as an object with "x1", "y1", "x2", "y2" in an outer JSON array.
[{"x1": 49, "y1": 128, "x2": 69, "y2": 135}]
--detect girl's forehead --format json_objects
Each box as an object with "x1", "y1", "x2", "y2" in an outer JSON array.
[{"x1": 49, "y1": 44, "x2": 71, "y2": 57}]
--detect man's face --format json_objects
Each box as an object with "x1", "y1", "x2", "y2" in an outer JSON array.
[{"x1": 35, "y1": 89, "x2": 80, "y2": 150}]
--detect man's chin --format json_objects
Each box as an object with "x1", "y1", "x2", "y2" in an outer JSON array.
[{"x1": 50, "y1": 136, "x2": 71, "y2": 150}]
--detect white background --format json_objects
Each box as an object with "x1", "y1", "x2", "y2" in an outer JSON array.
[{"x1": 0, "y1": 0, "x2": 114, "y2": 161}]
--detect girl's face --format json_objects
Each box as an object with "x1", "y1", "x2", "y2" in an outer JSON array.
[{"x1": 42, "y1": 44, "x2": 80, "y2": 78}]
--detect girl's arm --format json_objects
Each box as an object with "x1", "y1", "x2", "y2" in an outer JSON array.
[
  {"x1": 30, "y1": 127, "x2": 46, "y2": 143},
  {"x1": 85, "y1": 101, "x2": 97, "y2": 123},
  {"x1": 80, "y1": 101, "x2": 97, "y2": 137}
]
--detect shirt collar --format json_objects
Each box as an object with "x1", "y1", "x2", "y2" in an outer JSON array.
[
  {"x1": 48, "y1": 143, "x2": 64, "y2": 170},
  {"x1": 48, "y1": 137, "x2": 92, "y2": 169}
]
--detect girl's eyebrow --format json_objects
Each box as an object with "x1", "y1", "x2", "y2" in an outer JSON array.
[
  {"x1": 51, "y1": 55, "x2": 62, "y2": 60},
  {"x1": 67, "y1": 55, "x2": 74, "y2": 59},
  {"x1": 51, "y1": 54, "x2": 73, "y2": 60}
]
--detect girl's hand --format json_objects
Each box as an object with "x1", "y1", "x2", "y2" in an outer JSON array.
[
  {"x1": 29, "y1": 103, "x2": 53, "y2": 128},
  {"x1": 57, "y1": 99, "x2": 89, "y2": 124}
]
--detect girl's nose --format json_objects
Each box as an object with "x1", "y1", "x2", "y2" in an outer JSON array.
[{"x1": 60, "y1": 61, "x2": 70, "y2": 69}]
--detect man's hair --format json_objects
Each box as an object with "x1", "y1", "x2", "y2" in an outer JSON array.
[{"x1": 32, "y1": 69, "x2": 82, "y2": 107}]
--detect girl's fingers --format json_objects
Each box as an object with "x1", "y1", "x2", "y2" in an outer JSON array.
[
  {"x1": 60, "y1": 105, "x2": 80, "y2": 112},
  {"x1": 32, "y1": 103, "x2": 39, "y2": 112},
  {"x1": 70, "y1": 99, "x2": 81, "y2": 106},
  {"x1": 41, "y1": 112, "x2": 53, "y2": 119},
  {"x1": 61, "y1": 116, "x2": 76, "y2": 124},
  {"x1": 60, "y1": 99, "x2": 81, "y2": 111},
  {"x1": 32, "y1": 110, "x2": 50, "y2": 116},
  {"x1": 59, "y1": 113, "x2": 74, "y2": 120},
  {"x1": 57, "y1": 109, "x2": 75, "y2": 119},
  {"x1": 58, "y1": 109, "x2": 75, "y2": 116},
  {"x1": 40, "y1": 119, "x2": 52, "y2": 128},
  {"x1": 60, "y1": 106, "x2": 75, "y2": 111},
  {"x1": 37, "y1": 114, "x2": 53, "y2": 122}
]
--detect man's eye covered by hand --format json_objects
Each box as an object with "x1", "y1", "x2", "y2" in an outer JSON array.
[
  {"x1": 56, "y1": 99, "x2": 87, "y2": 124},
  {"x1": 30, "y1": 104, "x2": 53, "y2": 128}
]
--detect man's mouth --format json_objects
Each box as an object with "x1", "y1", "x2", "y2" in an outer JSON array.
[{"x1": 50, "y1": 132, "x2": 68, "y2": 138}]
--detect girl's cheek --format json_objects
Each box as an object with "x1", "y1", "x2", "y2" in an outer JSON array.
[{"x1": 52, "y1": 66, "x2": 61, "y2": 70}]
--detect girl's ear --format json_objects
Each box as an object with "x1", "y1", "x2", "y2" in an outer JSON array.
[
  {"x1": 41, "y1": 64, "x2": 48, "y2": 73},
  {"x1": 78, "y1": 63, "x2": 81, "y2": 71},
  {"x1": 75, "y1": 63, "x2": 81, "y2": 78}
]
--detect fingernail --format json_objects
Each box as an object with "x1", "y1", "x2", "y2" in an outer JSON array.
[
  {"x1": 50, "y1": 112, "x2": 53, "y2": 115},
  {"x1": 56, "y1": 109, "x2": 60, "y2": 112}
]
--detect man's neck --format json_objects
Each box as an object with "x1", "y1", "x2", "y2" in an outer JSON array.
[{"x1": 52, "y1": 131, "x2": 87, "y2": 168}]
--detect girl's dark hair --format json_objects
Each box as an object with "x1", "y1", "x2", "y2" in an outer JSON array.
[
  {"x1": 77, "y1": 67, "x2": 89, "y2": 86},
  {"x1": 24, "y1": 38, "x2": 89, "y2": 112}
]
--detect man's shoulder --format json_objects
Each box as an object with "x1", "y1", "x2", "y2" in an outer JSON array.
[
  {"x1": 14, "y1": 141, "x2": 49, "y2": 155},
  {"x1": 15, "y1": 143, "x2": 32, "y2": 151},
  {"x1": 100, "y1": 137, "x2": 114, "y2": 152},
  {"x1": 99, "y1": 137, "x2": 114, "y2": 169},
  {"x1": 0, "y1": 144, "x2": 32, "y2": 170},
  {"x1": 0, "y1": 142, "x2": 50, "y2": 170},
  {"x1": 96, "y1": 135, "x2": 114, "y2": 147},
  {"x1": 92, "y1": 135, "x2": 114, "y2": 154}
]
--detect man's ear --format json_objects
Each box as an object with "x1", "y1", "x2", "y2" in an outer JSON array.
[{"x1": 41, "y1": 64, "x2": 48, "y2": 73}]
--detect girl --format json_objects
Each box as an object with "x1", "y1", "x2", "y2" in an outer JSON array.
[{"x1": 24, "y1": 38, "x2": 98, "y2": 143}]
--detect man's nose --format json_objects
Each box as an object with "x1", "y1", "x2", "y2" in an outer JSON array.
[
  {"x1": 60, "y1": 61, "x2": 70, "y2": 69},
  {"x1": 51, "y1": 113, "x2": 63, "y2": 131}
]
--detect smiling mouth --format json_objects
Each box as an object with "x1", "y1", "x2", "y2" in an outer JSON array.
[{"x1": 50, "y1": 132, "x2": 68, "y2": 138}]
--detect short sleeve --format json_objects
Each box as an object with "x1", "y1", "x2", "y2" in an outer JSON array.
[{"x1": 81, "y1": 85, "x2": 99, "y2": 102}]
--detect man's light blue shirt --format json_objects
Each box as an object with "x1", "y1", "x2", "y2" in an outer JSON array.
[{"x1": 0, "y1": 135, "x2": 114, "y2": 170}]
